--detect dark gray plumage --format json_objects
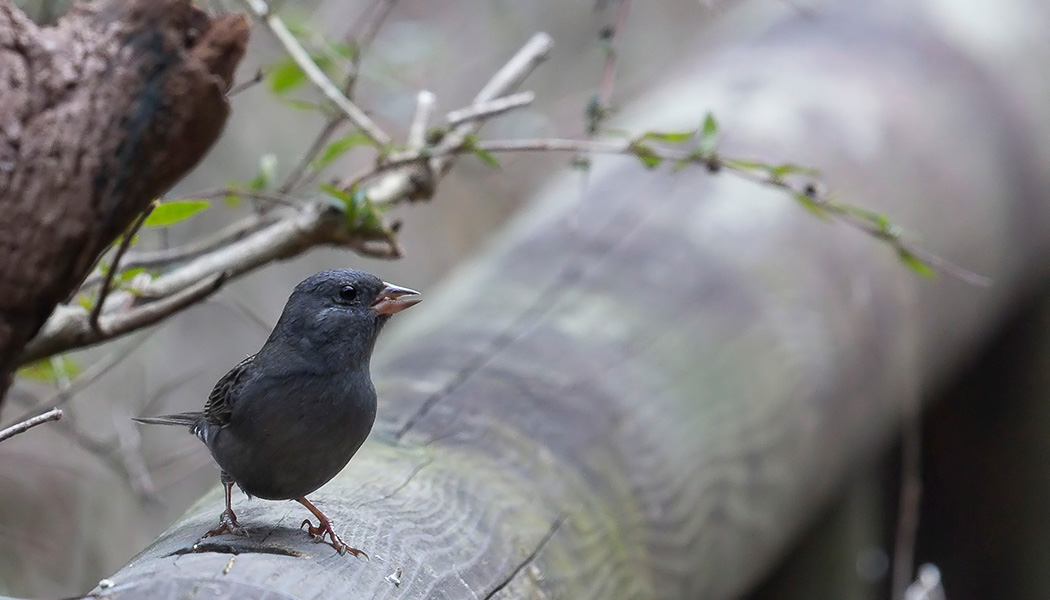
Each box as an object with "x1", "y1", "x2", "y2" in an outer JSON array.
[{"x1": 135, "y1": 269, "x2": 421, "y2": 558}]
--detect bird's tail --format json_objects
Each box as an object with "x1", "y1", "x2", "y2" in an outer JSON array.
[{"x1": 133, "y1": 411, "x2": 203, "y2": 428}]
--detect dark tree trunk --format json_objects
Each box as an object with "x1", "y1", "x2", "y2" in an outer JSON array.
[{"x1": 0, "y1": 0, "x2": 247, "y2": 408}]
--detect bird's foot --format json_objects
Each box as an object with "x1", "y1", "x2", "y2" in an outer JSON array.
[
  {"x1": 202, "y1": 508, "x2": 247, "y2": 540},
  {"x1": 300, "y1": 518, "x2": 368, "y2": 559}
]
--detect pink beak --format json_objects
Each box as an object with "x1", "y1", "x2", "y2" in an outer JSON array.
[{"x1": 370, "y1": 282, "x2": 422, "y2": 316}]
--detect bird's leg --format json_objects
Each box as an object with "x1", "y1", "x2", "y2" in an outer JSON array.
[
  {"x1": 297, "y1": 496, "x2": 367, "y2": 559},
  {"x1": 201, "y1": 474, "x2": 246, "y2": 539}
]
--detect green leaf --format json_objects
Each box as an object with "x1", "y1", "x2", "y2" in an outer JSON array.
[
  {"x1": 722, "y1": 158, "x2": 767, "y2": 170},
  {"x1": 699, "y1": 112, "x2": 719, "y2": 156},
  {"x1": 116, "y1": 267, "x2": 150, "y2": 295},
  {"x1": 248, "y1": 154, "x2": 278, "y2": 191},
  {"x1": 19, "y1": 356, "x2": 82, "y2": 382},
  {"x1": 898, "y1": 249, "x2": 936, "y2": 278},
  {"x1": 268, "y1": 58, "x2": 309, "y2": 94},
  {"x1": 319, "y1": 183, "x2": 352, "y2": 204},
  {"x1": 319, "y1": 183, "x2": 358, "y2": 222},
  {"x1": 330, "y1": 41, "x2": 357, "y2": 61},
  {"x1": 116, "y1": 266, "x2": 145, "y2": 284},
  {"x1": 143, "y1": 200, "x2": 210, "y2": 228},
  {"x1": 629, "y1": 142, "x2": 662, "y2": 170},
  {"x1": 641, "y1": 130, "x2": 694, "y2": 144},
  {"x1": 769, "y1": 163, "x2": 820, "y2": 178},
  {"x1": 462, "y1": 135, "x2": 501, "y2": 169},
  {"x1": 312, "y1": 133, "x2": 372, "y2": 170},
  {"x1": 793, "y1": 193, "x2": 831, "y2": 221}
]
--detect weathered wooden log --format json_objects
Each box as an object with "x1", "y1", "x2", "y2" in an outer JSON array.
[
  {"x1": 90, "y1": 0, "x2": 1050, "y2": 597},
  {"x1": 0, "y1": 0, "x2": 248, "y2": 407}
]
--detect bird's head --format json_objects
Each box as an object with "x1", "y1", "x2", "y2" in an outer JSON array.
[{"x1": 268, "y1": 269, "x2": 421, "y2": 366}]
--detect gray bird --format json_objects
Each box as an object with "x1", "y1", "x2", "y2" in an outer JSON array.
[{"x1": 135, "y1": 269, "x2": 420, "y2": 558}]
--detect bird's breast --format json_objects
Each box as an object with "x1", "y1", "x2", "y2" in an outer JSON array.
[{"x1": 210, "y1": 372, "x2": 378, "y2": 499}]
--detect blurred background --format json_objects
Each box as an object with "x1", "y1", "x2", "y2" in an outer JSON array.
[{"x1": 3, "y1": 0, "x2": 1050, "y2": 598}]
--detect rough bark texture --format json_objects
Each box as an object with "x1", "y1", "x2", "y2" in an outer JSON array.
[
  {"x1": 86, "y1": 0, "x2": 1050, "y2": 597},
  {"x1": 0, "y1": 0, "x2": 248, "y2": 407}
]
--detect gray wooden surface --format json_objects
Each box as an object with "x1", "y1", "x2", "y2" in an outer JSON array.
[{"x1": 89, "y1": 0, "x2": 1050, "y2": 597}]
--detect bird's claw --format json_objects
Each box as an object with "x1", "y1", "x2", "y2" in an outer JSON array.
[
  {"x1": 300, "y1": 518, "x2": 368, "y2": 559},
  {"x1": 201, "y1": 508, "x2": 247, "y2": 540}
]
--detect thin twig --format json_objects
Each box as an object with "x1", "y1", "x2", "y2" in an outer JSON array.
[
  {"x1": 227, "y1": 68, "x2": 265, "y2": 98},
  {"x1": 340, "y1": 33, "x2": 555, "y2": 204},
  {"x1": 280, "y1": 117, "x2": 347, "y2": 193},
  {"x1": 279, "y1": 0, "x2": 400, "y2": 192},
  {"x1": 353, "y1": 134, "x2": 989, "y2": 285},
  {"x1": 113, "y1": 414, "x2": 160, "y2": 501},
  {"x1": 90, "y1": 201, "x2": 157, "y2": 333},
  {"x1": 80, "y1": 215, "x2": 271, "y2": 290},
  {"x1": 347, "y1": 0, "x2": 401, "y2": 58},
  {"x1": 8, "y1": 332, "x2": 154, "y2": 426},
  {"x1": 407, "y1": 90, "x2": 436, "y2": 151},
  {"x1": 184, "y1": 185, "x2": 301, "y2": 208},
  {"x1": 0, "y1": 408, "x2": 63, "y2": 443},
  {"x1": 238, "y1": 0, "x2": 391, "y2": 146},
  {"x1": 435, "y1": 32, "x2": 554, "y2": 174},
  {"x1": 597, "y1": 0, "x2": 631, "y2": 114},
  {"x1": 446, "y1": 92, "x2": 535, "y2": 128}
]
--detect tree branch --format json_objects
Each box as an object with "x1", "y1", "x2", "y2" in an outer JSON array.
[
  {"x1": 19, "y1": 28, "x2": 554, "y2": 366},
  {"x1": 446, "y1": 92, "x2": 536, "y2": 127},
  {"x1": 21, "y1": 273, "x2": 227, "y2": 363},
  {"x1": 0, "y1": 407, "x2": 62, "y2": 444}
]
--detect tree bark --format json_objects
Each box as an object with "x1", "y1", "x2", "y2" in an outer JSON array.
[
  {"x1": 84, "y1": 0, "x2": 1050, "y2": 597},
  {"x1": 0, "y1": 0, "x2": 248, "y2": 408}
]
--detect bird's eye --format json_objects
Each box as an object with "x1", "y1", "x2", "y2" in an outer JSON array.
[{"x1": 337, "y1": 285, "x2": 358, "y2": 303}]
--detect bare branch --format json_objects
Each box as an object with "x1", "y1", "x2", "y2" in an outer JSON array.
[
  {"x1": 596, "y1": 0, "x2": 631, "y2": 115},
  {"x1": 113, "y1": 414, "x2": 161, "y2": 501},
  {"x1": 434, "y1": 33, "x2": 554, "y2": 176},
  {"x1": 227, "y1": 67, "x2": 265, "y2": 98},
  {"x1": 407, "y1": 90, "x2": 436, "y2": 151},
  {"x1": 347, "y1": 0, "x2": 401, "y2": 57},
  {"x1": 361, "y1": 134, "x2": 989, "y2": 286},
  {"x1": 23, "y1": 199, "x2": 401, "y2": 361},
  {"x1": 138, "y1": 203, "x2": 352, "y2": 300},
  {"x1": 280, "y1": 117, "x2": 347, "y2": 192},
  {"x1": 472, "y1": 33, "x2": 554, "y2": 106},
  {"x1": 22, "y1": 273, "x2": 227, "y2": 363},
  {"x1": 343, "y1": 33, "x2": 554, "y2": 206},
  {"x1": 0, "y1": 408, "x2": 62, "y2": 443},
  {"x1": 446, "y1": 92, "x2": 535, "y2": 128},
  {"x1": 237, "y1": 0, "x2": 391, "y2": 146},
  {"x1": 80, "y1": 215, "x2": 272, "y2": 291},
  {"x1": 9, "y1": 333, "x2": 154, "y2": 426}
]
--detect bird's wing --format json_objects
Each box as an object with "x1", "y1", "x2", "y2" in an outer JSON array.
[{"x1": 203, "y1": 355, "x2": 255, "y2": 427}]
